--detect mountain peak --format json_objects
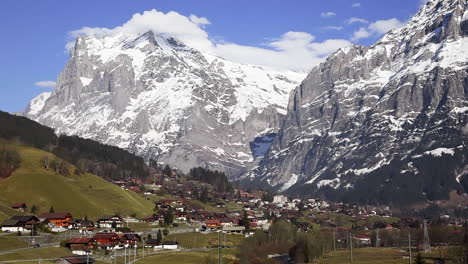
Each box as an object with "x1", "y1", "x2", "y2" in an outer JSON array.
[
  {"x1": 25, "y1": 27, "x2": 305, "y2": 178},
  {"x1": 249, "y1": 0, "x2": 468, "y2": 205}
]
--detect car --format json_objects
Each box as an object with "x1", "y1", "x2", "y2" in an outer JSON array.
[{"x1": 33, "y1": 244, "x2": 41, "y2": 248}]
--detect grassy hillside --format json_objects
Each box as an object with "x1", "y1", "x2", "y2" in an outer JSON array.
[
  {"x1": 165, "y1": 232, "x2": 244, "y2": 249},
  {"x1": 0, "y1": 246, "x2": 70, "y2": 263},
  {"x1": 0, "y1": 143, "x2": 153, "y2": 221}
]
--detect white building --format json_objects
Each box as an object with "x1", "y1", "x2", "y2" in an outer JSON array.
[{"x1": 273, "y1": 195, "x2": 288, "y2": 204}]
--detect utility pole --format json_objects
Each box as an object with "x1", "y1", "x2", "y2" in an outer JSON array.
[
  {"x1": 349, "y1": 232, "x2": 353, "y2": 264},
  {"x1": 375, "y1": 229, "x2": 380, "y2": 248},
  {"x1": 218, "y1": 231, "x2": 222, "y2": 264},
  {"x1": 193, "y1": 228, "x2": 197, "y2": 251},
  {"x1": 423, "y1": 220, "x2": 431, "y2": 252},
  {"x1": 408, "y1": 233, "x2": 412, "y2": 264},
  {"x1": 333, "y1": 230, "x2": 336, "y2": 255}
]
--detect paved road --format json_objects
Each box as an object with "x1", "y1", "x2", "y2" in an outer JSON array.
[{"x1": 0, "y1": 242, "x2": 60, "y2": 256}]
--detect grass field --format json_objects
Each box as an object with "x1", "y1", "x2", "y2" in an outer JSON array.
[
  {"x1": 164, "y1": 232, "x2": 244, "y2": 249},
  {"x1": 0, "y1": 246, "x2": 70, "y2": 262},
  {"x1": 319, "y1": 248, "x2": 408, "y2": 264},
  {"x1": 0, "y1": 234, "x2": 28, "y2": 251},
  {"x1": 134, "y1": 248, "x2": 239, "y2": 264},
  {"x1": 0, "y1": 144, "x2": 154, "y2": 221}
]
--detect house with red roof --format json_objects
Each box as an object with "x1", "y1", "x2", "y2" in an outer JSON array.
[
  {"x1": 11, "y1": 203, "x2": 27, "y2": 212},
  {"x1": 39, "y1": 212, "x2": 73, "y2": 227},
  {"x1": 65, "y1": 238, "x2": 95, "y2": 255},
  {"x1": 92, "y1": 232, "x2": 120, "y2": 248},
  {"x1": 205, "y1": 219, "x2": 221, "y2": 229}
]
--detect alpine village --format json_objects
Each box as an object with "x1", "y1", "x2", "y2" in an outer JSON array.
[{"x1": 1, "y1": 0, "x2": 468, "y2": 263}]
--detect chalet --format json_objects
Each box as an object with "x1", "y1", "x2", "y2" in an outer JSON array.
[
  {"x1": 222, "y1": 226, "x2": 245, "y2": 233},
  {"x1": 220, "y1": 218, "x2": 233, "y2": 227},
  {"x1": 353, "y1": 234, "x2": 371, "y2": 246},
  {"x1": 249, "y1": 219, "x2": 258, "y2": 229},
  {"x1": 65, "y1": 238, "x2": 95, "y2": 255},
  {"x1": 1, "y1": 215, "x2": 40, "y2": 233},
  {"x1": 68, "y1": 220, "x2": 95, "y2": 232},
  {"x1": 205, "y1": 219, "x2": 221, "y2": 229},
  {"x1": 175, "y1": 212, "x2": 187, "y2": 222},
  {"x1": 118, "y1": 233, "x2": 141, "y2": 245},
  {"x1": 92, "y1": 232, "x2": 120, "y2": 248},
  {"x1": 56, "y1": 256, "x2": 95, "y2": 264},
  {"x1": 96, "y1": 215, "x2": 124, "y2": 228},
  {"x1": 215, "y1": 203, "x2": 225, "y2": 208},
  {"x1": 11, "y1": 203, "x2": 27, "y2": 212},
  {"x1": 39, "y1": 212, "x2": 73, "y2": 227},
  {"x1": 141, "y1": 214, "x2": 165, "y2": 223},
  {"x1": 158, "y1": 241, "x2": 178, "y2": 250},
  {"x1": 145, "y1": 239, "x2": 161, "y2": 248}
]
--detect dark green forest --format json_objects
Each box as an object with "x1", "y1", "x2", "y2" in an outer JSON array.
[
  {"x1": 0, "y1": 111, "x2": 148, "y2": 179},
  {"x1": 189, "y1": 167, "x2": 233, "y2": 193}
]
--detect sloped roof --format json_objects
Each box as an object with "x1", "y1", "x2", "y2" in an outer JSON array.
[
  {"x1": 11, "y1": 203, "x2": 27, "y2": 208},
  {"x1": 1, "y1": 219, "x2": 20, "y2": 227},
  {"x1": 11, "y1": 215, "x2": 39, "y2": 222},
  {"x1": 67, "y1": 238, "x2": 94, "y2": 244},
  {"x1": 38, "y1": 212, "x2": 72, "y2": 219}
]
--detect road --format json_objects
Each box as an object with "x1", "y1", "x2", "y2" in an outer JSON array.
[{"x1": 0, "y1": 242, "x2": 60, "y2": 256}]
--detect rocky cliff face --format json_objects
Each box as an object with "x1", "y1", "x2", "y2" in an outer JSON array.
[
  {"x1": 250, "y1": 0, "x2": 468, "y2": 204},
  {"x1": 25, "y1": 31, "x2": 304, "y2": 177}
]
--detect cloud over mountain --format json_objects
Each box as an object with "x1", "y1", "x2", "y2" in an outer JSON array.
[{"x1": 66, "y1": 9, "x2": 351, "y2": 72}]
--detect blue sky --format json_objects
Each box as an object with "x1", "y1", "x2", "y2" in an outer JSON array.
[{"x1": 0, "y1": 0, "x2": 423, "y2": 113}]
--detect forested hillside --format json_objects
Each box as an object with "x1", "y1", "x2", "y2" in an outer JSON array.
[
  {"x1": 0, "y1": 143, "x2": 153, "y2": 221},
  {"x1": 0, "y1": 111, "x2": 148, "y2": 180}
]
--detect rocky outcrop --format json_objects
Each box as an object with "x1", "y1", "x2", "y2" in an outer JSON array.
[
  {"x1": 25, "y1": 31, "x2": 305, "y2": 177},
  {"x1": 250, "y1": 0, "x2": 468, "y2": 204}
]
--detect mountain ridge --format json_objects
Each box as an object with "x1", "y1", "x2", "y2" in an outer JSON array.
[
  {"x1": 24, "y1": 30, "x2": 305, "y2": 177},
  {"x1": 246, "y1": 0, "x2": 468, "y2": 205}
]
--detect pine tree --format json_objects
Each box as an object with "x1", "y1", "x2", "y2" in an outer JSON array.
[
  {"x1": 49, "y1": 206, "x2": 55, "y2": 213},
  {"x1": 163, "y1": 165, "x2": 172, "y2": 176},
  {"x1": 164, "y1": 208, "x2": 174, "y2": 225},
  {"x1": 157, "y1": 229, "x2": 163, "y2": 241},
  {"x1": 30, "y1": 205, "x2": 38, "y2": 214},
  {"x1": 240, "y1": 210, "x2": 250, "y2": 231},
  {"x1": 414, "y1": 253, "x2": 425, "y2": 264}
]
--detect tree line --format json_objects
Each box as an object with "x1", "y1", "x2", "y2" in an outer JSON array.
[
  {"x1": 239, "y1": 220, "x2": 333, "y2": 264},
  {"x1": 189, "y1": 167, "x2": 233, "y2": 193},
  {"x1": 0, "y1": 111, "x2": 148, "y2": 179},
  {"x1": 0, "y1": 144, "x2": 21, "y2": 177}
]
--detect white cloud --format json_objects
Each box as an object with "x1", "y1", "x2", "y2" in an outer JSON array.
[
  {"x1": 351, "y1": 18, "x2": 403, "y2": 41},
  {"x1": 323, "y1": 26, "x2": 344, "y2": 31},
  {"x1": 69, "y1": 10, "x2": 214, "y2": 52},
  {"x1": 352, "y1": 3, "x2": 361, "y2": 8},
  {"x1": 189, "y1": 14, "x2": 210, "y2": 27},
  {"x1": 368, "y1": 18, "x2": 403, "y2": 34},
  {"x1": 351, "y1": 28, "x2": 372, "y2": 41},
  {"x1": 34, "y1": 81, "x2": 56, "y2": 88},
  {"x1": 66, "y1": 9, "x2": 352, "y2": 72},
  {"x1": 216, "y1": 32, "x2": 351, "y2": 71},
  {"x1": 321, "y1": 12, "x2": 337, "y2": 18},
  {"x1": 346, "y1": 17, "x2": 369, "y2": 24}
]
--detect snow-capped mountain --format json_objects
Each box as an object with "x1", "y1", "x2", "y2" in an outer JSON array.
[
  {"x1": 250, "y1": 0, "x2": 468, "y2": 204},
  {"x1": 24, "y1": 31, "x2": 304, "y2": 177}
]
